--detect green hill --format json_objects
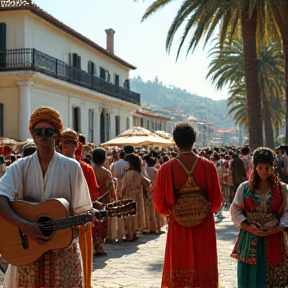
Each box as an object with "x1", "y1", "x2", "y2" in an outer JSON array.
[{"x1": 130, "y1": 76, "x2": 235, "y2": 128}]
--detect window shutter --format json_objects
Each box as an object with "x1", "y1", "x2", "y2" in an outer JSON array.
[
  {"x1": 100, "y1": 111, "x2": 105, "y2": 143},
  {"x1": 106, "y1": 71, "x2": 111, "y2": 82},
  {"x1": 76, "y1": 55, "x2": 81, "y2": 69},
  {"x1": 72, "y1": 53, "x2": 78, "y2": 67},
  {"x1": 115, "y1": 115, "x2": 120, "y2": 135},
  {"x1": 0, "y1": 23, "x2": 6, "y2": 51},
  {"x1": 88, "y1": 61, "x2": 95, "y2": 75},
  {"x1": 100, "y1": 67, "x2": 105, "y2": 80},
  {"x1": 0, "y1": 23, "x2": 6, "y2": 68},
  {"x1": 115, "y1": 74, "x2": 119, "y2": 86}
]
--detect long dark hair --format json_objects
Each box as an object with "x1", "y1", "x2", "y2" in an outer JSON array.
[
  {"x1": 248, "y1": 165, "x2": 277, "y2": 190},
  {"x1": 125, "y1": 154, "x2": 142, "y2": 173}
]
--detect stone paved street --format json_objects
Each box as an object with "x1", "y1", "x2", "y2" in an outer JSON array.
[{"x1": 0, "y1": 211, "x2": 238, "y2": 288}]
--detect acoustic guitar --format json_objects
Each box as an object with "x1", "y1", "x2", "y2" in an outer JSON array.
[{"x1": 0, "y1": 198, "x2": 136, "y2": 266}]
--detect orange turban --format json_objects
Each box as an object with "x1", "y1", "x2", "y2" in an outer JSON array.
[
  {"x1": 60, "y1": 128, "x2": 78, "y2": 144},
  {"x1": 29, "y1": 107, "x2": 63, "y2": 137}
]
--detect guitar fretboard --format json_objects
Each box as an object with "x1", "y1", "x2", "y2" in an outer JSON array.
[{"x1": 53, "y1": 214, "x2": 92, "y2": 231}]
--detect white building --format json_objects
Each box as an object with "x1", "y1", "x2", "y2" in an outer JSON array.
[
  {"x1": 188, "y1": 116, "x2": 215, "y2": 147},
  {"x1": 132, "y1": 108, "x2": 175, "y2": 134},
  {"x1": 0, "y1": 0, "x2": 140, "y2": 144}
]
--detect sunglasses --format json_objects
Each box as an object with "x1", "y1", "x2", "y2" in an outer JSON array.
[{"x1": 33, "y1": 128, "x2": 57, "y2": 137}]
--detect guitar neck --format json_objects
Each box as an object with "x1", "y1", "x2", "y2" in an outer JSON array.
[
  {"x1": 52, "y1": 214, "x2": 92, "y2": 231},
  {"x1": 47, "y1": 201, "x2": 136, "y2": 231},
  {"x1": 52, "y1": 210, "x2": 106, "y2": 231}
]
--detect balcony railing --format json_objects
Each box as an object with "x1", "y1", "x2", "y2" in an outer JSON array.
[{"x1": 0, "y1": 48, "x2": 140, "y2": 105}]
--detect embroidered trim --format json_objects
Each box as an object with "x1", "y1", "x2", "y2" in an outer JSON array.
[{"x1": 162, "y1": 267, "x2": 218, "y2": 288}]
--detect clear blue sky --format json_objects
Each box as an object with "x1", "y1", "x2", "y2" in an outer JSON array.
[{"x1": 33, "y1": 0, "x2": 229, "y2": 100}]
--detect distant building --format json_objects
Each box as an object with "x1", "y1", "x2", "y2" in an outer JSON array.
[
  {"x1": 0, "y1": 1, "x2": 140, "y2": 144},
  {"x1": 217, "y1": 128, "x2": 240, "y2": 146},
  {"x1": 188, "y1": 116, "x2": 215, "y2": 147},
  {"x1": 132, "y1": 108, "x2": 175, "y2": 134}
]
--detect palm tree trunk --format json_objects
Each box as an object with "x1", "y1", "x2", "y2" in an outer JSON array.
[
  {"x1": 241, "y1": 9, "x2": 263, "y2": 151},
  {"x1": 270, "y1": 2, "x2": 288, "y2": 144}
]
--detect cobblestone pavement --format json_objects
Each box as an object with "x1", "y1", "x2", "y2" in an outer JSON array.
[{"x1": 0, "y1": 211, "x2": 238, "y2": 288}]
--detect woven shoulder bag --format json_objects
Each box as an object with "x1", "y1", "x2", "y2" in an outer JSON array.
[{"x1": 172, "y1": 157, "x2": 211, "y2": 227}]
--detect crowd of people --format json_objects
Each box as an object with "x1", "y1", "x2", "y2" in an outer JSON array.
[{"x1": 1, "y1": 107, "x2": 288, "y2": 287}]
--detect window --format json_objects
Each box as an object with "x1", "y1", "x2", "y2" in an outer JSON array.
[
  {"x1": 115, "y1": 74, "x2": 119, "y2": 86},
  {"x1": 147, "y1": 121, "x2": 149, "y2": 130},
  {"x1": 69, "y1": 53, "x2": 81, "y2": 81},
  {"x1": 88, "y1": 61, "x2": 95, "y2": 75},
  {"x1": 151, "y1": 122, "x2": 154, "y2": 131},
  {"x1": 72, "y1": 53, "x2": 81, "y2": 69},
  {"x1": 0, "y1": 104, "x2": 3, "y2": 137},
  {"x1": 140, "y1": 118, "x2": 143, "y2": 127},
  {"x1": 115, "y1": 115, "x2": 120, "y2": 136},
  {"x1": 99, "y1": 67, "x2": 105, "y2": 80},
  {"x1": 88, "y1": 109, "x2": 94, "y2": 143},
  {"x1": 72, "y1": 106, "x2": 80, "y2": 133}
]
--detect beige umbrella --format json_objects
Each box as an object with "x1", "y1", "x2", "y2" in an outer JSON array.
[
  {"x1": 115, "y1": 126, "x2": 152, "y2": 137},
  {"x1": 100, "y1": 126, "x2": 175, "y2": 147}
]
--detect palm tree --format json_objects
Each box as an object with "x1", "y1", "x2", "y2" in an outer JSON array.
[
  {"x1": 138, "y1": 0, "x2": 286, "y2": 150},
  {"x1": 207, "y1": 39, "x2": 284, "y2": 148},
  {"x1": 269, "y1": 1, "x2": 288, "y2": 143},
  {"x1": 258, "y1": 44, "x2": 285, "y2": 147},
  {"x1": 207, "y1": 39, "x2": 244, "y2": 91},
  {"x1": 226, "y1": 87, "x2": 248, "y2": 129}
]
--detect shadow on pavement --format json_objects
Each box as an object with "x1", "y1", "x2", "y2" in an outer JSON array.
[
  {"x1": 216, "y1": 224, "x2": 239, "y2": 241},
  {"x1": 93, "y1": 232, "x2": 163, "y2": 270},
  {"x1": 146, "y1": 260, "x2": 164, "y2": 273}
]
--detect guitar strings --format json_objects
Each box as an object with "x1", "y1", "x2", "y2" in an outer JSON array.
[{"x1": 35, "y1": 203, "x2": 136, "y2": 231}]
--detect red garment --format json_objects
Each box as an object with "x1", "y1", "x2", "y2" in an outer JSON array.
[
  {"x1": 80, "y1": 160, "x2": 98, "y2": 202},
  {"x1": 79, "y1": 160, "x2": 98, "y2": 288},
  {"x1": 75, "y1": 142, "x2": 83, "y2": 161},
  {"x1": 93, "y1": 178, "x2": 109, "y2": 243},
  {"x1": 154, "y1": 157, "x2": 223, "y2": 288},
  {"x1": 242, "y1": 180, "x2": 284, "y2": 265}
]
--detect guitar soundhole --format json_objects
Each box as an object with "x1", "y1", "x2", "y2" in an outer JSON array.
[{"x1": 37, "y1": 216, "x2": 54, "y2": 237}]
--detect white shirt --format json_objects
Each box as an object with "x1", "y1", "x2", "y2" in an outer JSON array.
[
  {"x1": 0, "y1": 151, "x2": 92, "y2": 214},
  {"x1": 110, "y1": 159, "x2": 128, "y2": 178},
  {"x1": 0, "y1": 151, "x2": 92, "y2": 287}
]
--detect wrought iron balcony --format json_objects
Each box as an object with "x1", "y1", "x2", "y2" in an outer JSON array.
[{"x1": 0, "y1": 48, "x2": 140, "y2": 105}]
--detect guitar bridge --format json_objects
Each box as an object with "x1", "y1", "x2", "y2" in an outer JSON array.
[{"x1": 18, "y1": 229, "x2": 29, "y2": 250}]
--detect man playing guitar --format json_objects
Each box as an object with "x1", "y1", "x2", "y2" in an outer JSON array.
[{"x1": 0, "y1": 107, "x2": 95, "y2": 287}]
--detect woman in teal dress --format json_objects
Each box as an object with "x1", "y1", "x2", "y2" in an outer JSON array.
[{"x1": 230, "y1": 147, "x2": 288, "y2": 288}]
